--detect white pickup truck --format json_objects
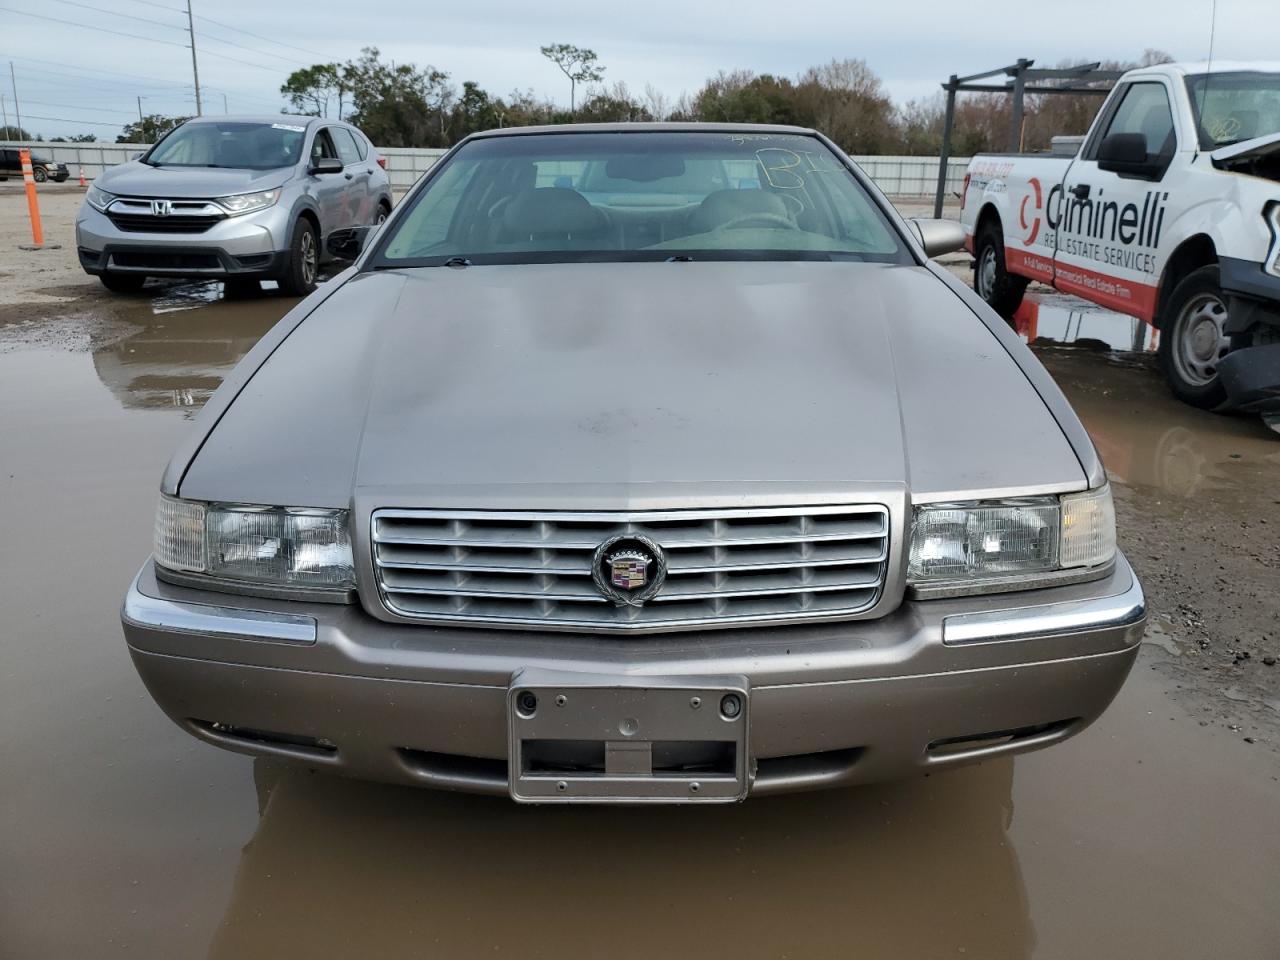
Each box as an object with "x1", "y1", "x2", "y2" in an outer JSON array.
[{"x1": 960, "y1": 61, "x2": 1280, "y2": 418}]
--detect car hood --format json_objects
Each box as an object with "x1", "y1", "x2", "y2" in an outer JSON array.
[
  {"x1": 97, "y1": 160, "x2": 293, "y2": 198},
  {"x1": 1210, "y1": 130, "x2": 1280, "y2": 164},
  {"x1": 179, "y1": 262, "x2": 1086, "y2": 511}
]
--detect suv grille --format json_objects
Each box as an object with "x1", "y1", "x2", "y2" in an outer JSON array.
[
  {"x1": 371, "y1": 506, "x2": 889, "y2": 632},
  {"x1": 107, "y1": 213, "x2": 222, "y2": 233}
]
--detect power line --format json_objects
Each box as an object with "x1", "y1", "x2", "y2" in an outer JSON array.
[
  {"x1": 22, "y1": 98, "x2": 139, "y2": 116},
  {"x1": 193, "y1": 13, "x2": 330, "y2": 61},
  {"x1": 57, "y1": 0, "x2": 187, "y2": 32},
  {"x1": 197, "y1": 47, "x2": 287, "y2": 75},
  {"x1": 21, "y1": 112, "x2": 132, "y2": 129},
  {"x1": 195, "y1": 30, "x2": 311, "y2": 69},
  {"x1": 0, "y1": 52, "x2": 192, "y2": 87},
  {"x1": 0, "y1": 8, "x2": 190, "y2": 49}
]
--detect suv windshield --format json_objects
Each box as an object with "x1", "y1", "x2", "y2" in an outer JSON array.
[
  {"x1": 376, "y1": 132, "x2": 906, "y2": 265},
  {"x1": 1186, "y1": 71, "x2": 1280, "y2": 149},
  {"x1": 145, "y1": 121, "x2": 307, "y2": 170}
]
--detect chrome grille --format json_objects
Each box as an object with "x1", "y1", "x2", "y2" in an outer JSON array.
[{"x1": 371, "y1": 506, "x2": 890, "y2": 632}]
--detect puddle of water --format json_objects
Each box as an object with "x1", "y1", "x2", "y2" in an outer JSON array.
[
  {"x1": 0, "y1": 297, "x2": 1277, "y2": 958},
  {"x1": 1014, "y1": 291, "x2": 1157, "y2": 354},
  {"x1": 1034, "y1": 349, "x2": 1280, "y2": 497},
  {"x1": 92, "y1": 295, "x2": 283, "y2": 414}
]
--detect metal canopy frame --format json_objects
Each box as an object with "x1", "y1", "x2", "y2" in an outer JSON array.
[{"x1": 932, "y1": 59, "x2": 1125, "y2": 217}]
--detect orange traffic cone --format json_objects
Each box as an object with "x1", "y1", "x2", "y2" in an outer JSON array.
[{"x1": 79, "y1": 167, "x2": 87, "y2": 188}]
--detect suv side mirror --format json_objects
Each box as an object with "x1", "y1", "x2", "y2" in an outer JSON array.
[
  {"x1": 1097, "y1": 133, "x2": 1161, "y2": 177},
  {"x1": 326, "y1": 225, "x2": 375, "y2": 260},
  {"x1": 907, "y1": 218, "x2": 966, "y2": 259},
  {"x1": 310, "y1": 156, "x2": 344, "y2": 175}
]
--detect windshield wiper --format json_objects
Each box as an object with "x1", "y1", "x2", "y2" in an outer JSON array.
[
  {"x1": 442, "y1": 257, "x2": 472, "y2": 268},
  {"x1": 665, "y1": 255, "x2": 694, "y2": 262}
]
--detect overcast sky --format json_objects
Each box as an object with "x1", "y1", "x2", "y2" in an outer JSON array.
[{"x1": 1, "y1": 0, "x2": 1274, "y2": 140}]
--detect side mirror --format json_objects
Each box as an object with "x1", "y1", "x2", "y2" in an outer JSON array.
[
  {"x1": 907, "y1": 218, "x2": 966, "y2": 259},
  {"x1": 131, "y1": 152, "x2": 143, "y2": 161},
  {"x1": 326, "y1": 225, "x2": 374, "y2": 260},
  {"x1": 1097, "y1": 133, "x2": 1160, "y2": 177},
  {"x1": 310, "y1": 156, "x2": 344, "y2": 175}
]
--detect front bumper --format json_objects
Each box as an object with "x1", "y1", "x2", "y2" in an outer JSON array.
[
  {"x1": 122, "y1": 555, "x2": 1146, "y2": 799},
  {"x1": 75, "y1": 204, "x2": 288, "y2": 278}
]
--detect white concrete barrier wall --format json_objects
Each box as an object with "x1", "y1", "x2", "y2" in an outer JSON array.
[{"x1": 2, "y1": 140, "x2": 969, "y2": 198}]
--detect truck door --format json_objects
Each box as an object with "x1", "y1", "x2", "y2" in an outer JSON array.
[
  {"x1": 308, "y1": 128, "x2": 354, "y2": 236},
  {"x1": 329, "y1": 126, "x2": 372, "y2": 226},
  {"x1": 1051, "y1": 79, "x2": 1182, "y2": 322}
]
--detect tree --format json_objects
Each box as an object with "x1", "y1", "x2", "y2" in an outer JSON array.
[
  {"x1": 344, "y1": 47, "x2": 454, "y2": 147},
  {"x1": 117, "y1": 115, "x2": 188, "y2": 144},
  {"x1": 0, "y1": 124, "x2": 33, "y2": 140},
  {"x1": 576, "y1": 82, "x2": 652, "y2": 123},
  {"x1": 68, "y1": 133, "x2": 98, "y2": 143},
  {"x1": 280, "y1": 63, "x2": 352, "y2": 119},
  {"x1": 540, "y1": 43, "x2": 604, "y2": 115}
]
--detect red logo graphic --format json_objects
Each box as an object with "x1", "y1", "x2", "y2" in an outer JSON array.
[{"x1": 1019, "y1": 177, "x2": 1043, "y2": 247}]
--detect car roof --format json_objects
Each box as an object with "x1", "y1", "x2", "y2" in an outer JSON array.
[
  {"x1": 469, "y1": 121, "x2": 818, "y2": 139},
  {"x1": 1132, "y1": 60, "x2": 1280, "y2": 79},
  {"x1": 183, "y1": 114, "x2": 325, "y2": 127}
]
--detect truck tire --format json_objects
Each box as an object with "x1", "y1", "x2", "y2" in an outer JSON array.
[
  {"x1": 276, "y1": 218, "x2": 318, "y2": 297},
  {"x1": 1158, "y1": 265, "x2": 1230, "y2": 409},
  {"x1": 973, "y1": 222, "x2": 1028, "y2": 319},
  {"x1": 99, "y1": 272, "x2": 147, "y2": 294}
]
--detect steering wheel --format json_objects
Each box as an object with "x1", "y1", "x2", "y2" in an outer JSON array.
[{"x1": 718, "y1": 212, "x2": 797, "y2": 231}]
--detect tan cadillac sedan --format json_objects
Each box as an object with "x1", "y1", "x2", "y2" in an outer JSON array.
[{"x1": 122, "y1": 124, "x2": 1145, "y2": 803}]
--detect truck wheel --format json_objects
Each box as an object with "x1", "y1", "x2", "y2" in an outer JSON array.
[
  {"x1": 973, "y1": 223, "x2": 1028, "y2": 319},
  {"x1": 276, "y1": 218, "x2": 318, "y2": 296},
  {"x1": 99, "y1": 272, "x2": 147, "y2": 294},
  {"x1": 1158, "y1": 265, "x2": 1229, "y2": 409}
]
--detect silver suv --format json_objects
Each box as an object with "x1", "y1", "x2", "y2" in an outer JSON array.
[{"x1": 76, "y1": 116, "x2": 393, "y2": 296}]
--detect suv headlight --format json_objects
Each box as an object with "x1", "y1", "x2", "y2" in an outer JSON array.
[
  {"x1": 85, "y1": 183, "x2": 116, "y2": 212},
  {"x1": 215, "y1": 188, "x2": 281, "y2": 216},
  {"x1": 154, "y1": 496, "x2": 354, "y2": 600},
  {"x1": 908, "y1": 486, "x2": 1116, "y2": 597}
]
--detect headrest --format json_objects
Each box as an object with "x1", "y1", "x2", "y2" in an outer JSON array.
[{"x1": 500, "y1": 187, "x2": 604, "y2": 238}]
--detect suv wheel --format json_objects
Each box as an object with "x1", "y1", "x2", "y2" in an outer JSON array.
[
  {"x1": 99, "y1": 272, "x2": 147, "y2": 294},
  {"x1": 276, "y1": 219, "x2": 318, "y2": 296},
  {"x1": 973, "y1": 222, "x2": 1029, "y2": 319},
  {"x1": 1158, "y1": 264, "x2": 1230, "y2": 409},
  {"x1": 32, "y1": 167, "x2": 47, "y2": 183}
]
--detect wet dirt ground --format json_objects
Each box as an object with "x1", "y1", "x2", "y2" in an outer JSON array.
[{"x1": 1, "y1": 275, "x2": 1278, "y2": 959}]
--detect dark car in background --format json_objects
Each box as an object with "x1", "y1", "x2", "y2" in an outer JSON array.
[{"x1": 0, "y1": 147, "x2": 70, "y2": 182}]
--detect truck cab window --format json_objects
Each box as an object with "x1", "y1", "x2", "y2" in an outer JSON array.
[{"x1": 1101, "y1": 82, "x2": 1177, "y2": 160}]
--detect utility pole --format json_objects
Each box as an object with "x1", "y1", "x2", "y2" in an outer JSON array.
[
  {"x1": 222, "y1": 93, "x2": 228, "y2": 114},
  {"x1": 136, "y1": 96, "x2": 145, "y2": 122},
  {"x1": 9, "y1": 62, "x2": 22, "y2": 136},
  {"x1": 185, "y1": 0, "x2": 202, "y2": 116}
]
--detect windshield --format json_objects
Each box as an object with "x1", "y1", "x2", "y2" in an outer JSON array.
[
  {"x1": 1186, "y1": 72, "x2": 1280, "y2": 149},
  {"x1": 376, "y1": 132, "x2": 907, "y2": 266},
  {"x1": 145, "y1": 121, "x2": 307, "y2": 170}
]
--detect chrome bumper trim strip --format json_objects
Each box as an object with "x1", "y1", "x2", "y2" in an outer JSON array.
[
  {"x1": 123, "y1": 573, "x2": 317, "y2": 645},
  {"x1": 941, "y1": 575, "x2": 1145, "y2": 645}
]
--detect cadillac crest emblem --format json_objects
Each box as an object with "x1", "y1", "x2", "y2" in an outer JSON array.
[{"x1": 592, "y1": 535, "x2": 667, "y2": 606}]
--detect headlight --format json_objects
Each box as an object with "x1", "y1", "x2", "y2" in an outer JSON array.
[
  {"x1": 215, "y1": 188, "x2": 281, "y2": 216},
  {"x1": 85, "y1": 183, "x2": 116, "y2": 212},
  {"x1": 1265, "y1": 202, "x2": 1280, "y2": 279},
  {"x1": 909, "y1": 486, "x2": 1115, "y2": 596},
  {"x1": 154, "y1": 496, "x2": 354, "y2": 599}
]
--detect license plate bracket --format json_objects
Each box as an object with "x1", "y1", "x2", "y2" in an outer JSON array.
[{"x1": 508, "y1": 669, "x2": 750, "y2": 803}]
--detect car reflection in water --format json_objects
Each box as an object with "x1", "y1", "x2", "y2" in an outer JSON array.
[
  {"x1": 1018, "y1": 291, "x2": 1280, "y2": 498},
  {"x1": 91, "y1": 285, "x2": 289, "y2": 416},
  {"x1": 205, "y1": 758, "x2": 1034, "y2": 960}
]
